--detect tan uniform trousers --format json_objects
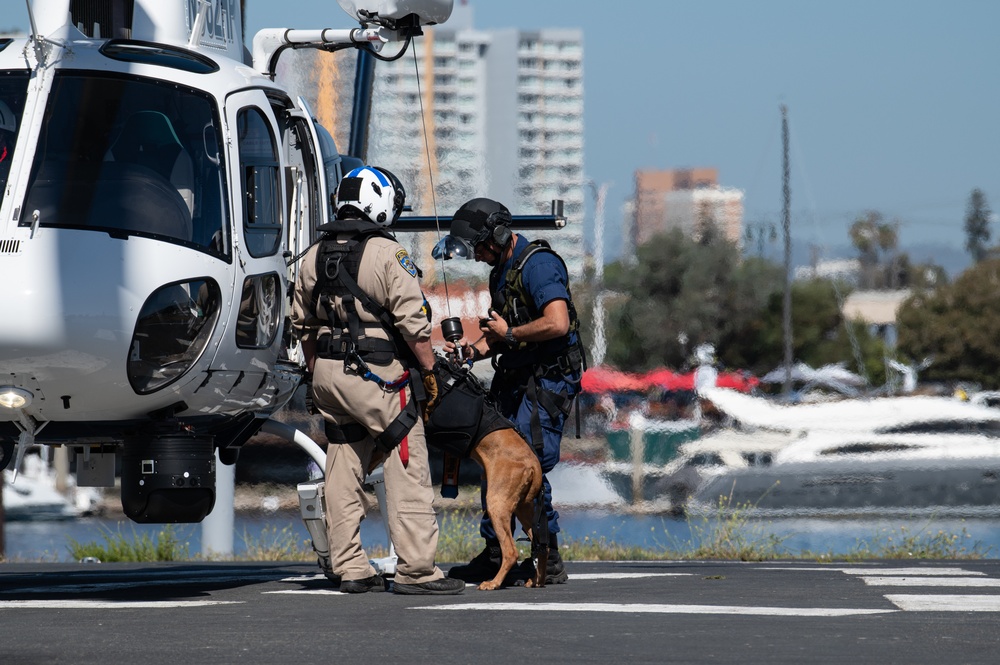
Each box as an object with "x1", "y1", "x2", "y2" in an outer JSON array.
[{"x1": 314, "y1": 355, "x2": 446, "y2": 586}]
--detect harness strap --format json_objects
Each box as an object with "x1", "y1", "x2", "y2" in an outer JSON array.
[
  {"x1": 325, "y1": 421, "x2": 368, "y2": 444},
  {"x1": 324, "y1": 389, "x2": 419, "y2": 467},
  {"x1": 532, "y1": 494, "x2": 550, "y2": 555},
  {"x1": 375, "y1": 391, "x2": 419, "y2": 461},
  {"x1": 330, "y1": 253, "x2": 416, "y2": 368},
  {"x1": 523, "y1": 376, "x2": 574, "y2": 456}
]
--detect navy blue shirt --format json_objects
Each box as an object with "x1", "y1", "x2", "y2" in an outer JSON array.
[{"x1": 493, "y1": 235, "x2": 580, "y2": 372}]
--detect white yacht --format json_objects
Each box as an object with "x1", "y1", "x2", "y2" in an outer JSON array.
[{"x1": 684, "y1": 387, "x2": 1000, "y2": 516}]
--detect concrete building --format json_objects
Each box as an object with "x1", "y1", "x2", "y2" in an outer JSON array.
[
  {"x1": 631, "y1": 167, "x2": 745, "y2": 248},
  {"x1": 842, "y1": 289, "x2": 912, "y2": 348},
  {"x1": 662, "y1": 187, "x2": 745, "y2": 244}
]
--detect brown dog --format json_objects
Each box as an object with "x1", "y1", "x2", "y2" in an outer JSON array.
[
  {"x1": 420, "y1": 359, "x2": 548, "y2": 591},
  {"x1": 466, "y1": 427, "x2": 546, "y2": 590}
]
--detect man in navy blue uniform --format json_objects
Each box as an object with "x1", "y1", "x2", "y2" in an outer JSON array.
[{"x1": 442, "y1": 197, "x2": 585, "y2": 585}]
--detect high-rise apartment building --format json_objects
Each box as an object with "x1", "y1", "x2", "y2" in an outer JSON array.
[{"x1": 362, "y1": 4, "x2": 586, "y2": 280}]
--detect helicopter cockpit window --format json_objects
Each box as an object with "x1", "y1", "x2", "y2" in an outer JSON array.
[
  {"x1": 20, "y1": 73, "x2": 230, "y2": 259},
  {"x1": 0, "y1": 73, "x2": 29, "y2": 209},
  {"x1": 237, "y1": 108, "x2": 282, "y2": 258}
]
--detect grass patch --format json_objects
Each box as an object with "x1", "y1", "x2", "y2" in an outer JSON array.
[
  {"x1": 67, "y1": 524, "x2": 191, "y2": 562},
  {"x1": 836, "y1": 522, "x2": 992, "y2": 560},
  {"x1": 237, "y1": 524, "x2": 315, "y2": 562}
]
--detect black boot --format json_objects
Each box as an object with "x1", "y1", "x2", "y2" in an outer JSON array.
[
  {"x1": 447, "y1": 540, "x2": 502, "y2": 583},
  {"x1": 516, "y1": 533, "x2": 568, "y2": 584},
  {"x1": 546, "y1": 534, "x2": 568, "y2": 584}
]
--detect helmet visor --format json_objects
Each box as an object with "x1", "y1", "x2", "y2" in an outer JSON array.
[{"x1": 432, "y1": 235, "x2": 475, "y2": 260}]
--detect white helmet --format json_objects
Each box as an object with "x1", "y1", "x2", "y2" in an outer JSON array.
[
  {"x1": 334, "y1": 165, "x2": 395, "y2": 227},
  {"x1": 0, "y1": 100, "x2": 15, "y2": 134}
]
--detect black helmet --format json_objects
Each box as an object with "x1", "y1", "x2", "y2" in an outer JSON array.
[{"x1": 438, "y1": 198, "x2": 512, "y2": 259}]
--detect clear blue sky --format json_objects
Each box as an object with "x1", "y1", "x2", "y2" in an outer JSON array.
[{"x1": 9, "y1": 1, "x2": 999, "y2": 268}]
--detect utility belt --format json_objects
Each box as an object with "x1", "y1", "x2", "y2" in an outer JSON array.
[
  {"x1": 316, "y1": 332, "x2": 398, "y2": 367},
  {"x1": 494, "y1": 344, "x2": 584, "y2": 452},
  {"x1": 535, "y1": 345, "x2": 585, "y2": 383},
  {"x1": 499, "y1": 344, "x2": 584, "y2": 385}
]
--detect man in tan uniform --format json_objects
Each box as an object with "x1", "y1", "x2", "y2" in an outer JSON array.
[{"x1": 291, "y1": 166, "x2": 464, "y2": 595}]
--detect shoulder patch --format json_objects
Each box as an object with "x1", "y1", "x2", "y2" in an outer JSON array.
[{"x1": 396, "y1": 248, "x2": 418, "y2": 277}]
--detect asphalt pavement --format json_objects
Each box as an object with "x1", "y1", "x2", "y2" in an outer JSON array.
[{"x1": 2, "y1": 559, "x2": 1000, "y2": 664}]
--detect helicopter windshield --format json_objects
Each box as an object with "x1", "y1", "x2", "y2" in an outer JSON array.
[
  {"x1": 0, "y1": 72, "x2": 28, "y2": 209},
  {"x1": 21, "y1": 73, "x2": 229, "y2": 258}
]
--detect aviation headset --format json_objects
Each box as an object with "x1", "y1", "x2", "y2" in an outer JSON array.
[{"x1": 478, "y1": 207, "x2": 513, "y2": 249}]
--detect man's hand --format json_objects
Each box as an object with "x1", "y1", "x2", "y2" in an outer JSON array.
[{"x1": 420, "y1": 368, "x2": 439, "y2": 422}]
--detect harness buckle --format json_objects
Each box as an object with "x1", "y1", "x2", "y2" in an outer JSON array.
[{"x1": 344, "y1": 347, "x2": 369, "y2": 377}]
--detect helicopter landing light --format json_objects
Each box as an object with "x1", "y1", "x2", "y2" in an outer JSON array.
[{"x1": 0, "y1": 387, "x2": 33, "y2": 409}]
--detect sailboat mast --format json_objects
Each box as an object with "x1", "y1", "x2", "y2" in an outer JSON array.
[{"x1": 781, "y1": 104, "x2": 793, "y2": 397}]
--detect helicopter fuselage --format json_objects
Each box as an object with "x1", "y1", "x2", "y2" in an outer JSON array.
[{"x1": 0, "y1": 3, "x2": 341, "y2": 521}]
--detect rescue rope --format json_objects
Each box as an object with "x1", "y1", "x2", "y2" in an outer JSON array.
[{"x1": 411, "y1": 38, "x2": 455, "y2": 317}]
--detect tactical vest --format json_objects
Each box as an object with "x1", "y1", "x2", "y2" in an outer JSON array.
[
  {"x1": 309, "y1": 220, "x2": 417, "y2": 368},
  {"x1": 490, "y1": 240, "x2": 586, "y2": 381}
]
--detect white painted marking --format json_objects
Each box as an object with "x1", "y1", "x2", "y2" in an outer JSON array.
[
  {"x1": 280, "y1": 574, "x2": 328, "y2": 583},
  {"x1": 861, "y1": 576, "x2": 1000, "y2": 587},
  {"x1": 569, "y1": 573, "x2": 693, "y2": 580},
  {"x1": 762, "y1": 567, "x2": 984, "y2": 576},
  {"x1": 0, "y1": 600, "x2": 242, "y2": 609},
  {"x1": 265, "y1": 589, "x2": 345, "y2": 595},
  {"x1": 886, "y1": 595, "x2": 1000, "y2": 612},
  {"x1": 416, "y1": 602, "x2": 894, "y2": 617}
]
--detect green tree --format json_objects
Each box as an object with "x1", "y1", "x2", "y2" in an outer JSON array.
[
  {"x1": 849, "y1": 211, "x2": 904, "y2": 289},
  {"x1": 727, "y1": 279, "x2": 887, "y2": 383},
  {"x1": 896, "y1": 258, "x2": 1000, "y2": 388},
  {"x1": 964, "y1": 188, "x2": 992, "y2": 263},
  {"x1": 601, "y1": 230, "x2": 885, "y2": 379},
  {"x1": 603, "y1": 229, "x2": 782, "y2": 371}
]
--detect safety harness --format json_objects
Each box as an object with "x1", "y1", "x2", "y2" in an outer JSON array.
[
  {"x1": 490, "y1": 240, "x2": 587, "y2": 451},
  {"x1": 310, "y1": 220, "x2": 426, "y2": 454}
]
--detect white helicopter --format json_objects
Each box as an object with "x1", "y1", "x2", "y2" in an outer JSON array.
[{"x1": 0, "y1": 0, "x2": 456, "y2": 524}]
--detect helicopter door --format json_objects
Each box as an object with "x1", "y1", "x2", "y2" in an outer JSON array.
[
  {"x1": 295, "y1": 96, "x2": 343, "y2": 235},
  {"x1": 223, "y1": 92, "x2": 286, "y2": 360},
  {"x1": 275, "y1": 98, "x2": 329, "y2": 294}
]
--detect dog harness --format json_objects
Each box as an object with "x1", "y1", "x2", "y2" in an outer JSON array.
[{"x1": 423, "y1": 360, "x2": 513, "y2": 458}]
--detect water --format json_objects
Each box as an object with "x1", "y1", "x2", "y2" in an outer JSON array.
[{"x1": 5, "y1": 509, "x2": 1000, "y2": 562}]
